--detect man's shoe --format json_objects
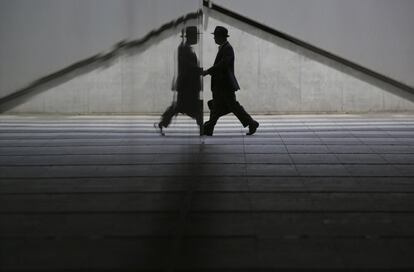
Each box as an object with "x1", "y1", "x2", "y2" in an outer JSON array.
[
  {"x1": 203, "y1": 122, "x2": 214, "y2": 136},
  {"x1": 202, "y1": 128, "x2": 213, "y2": 136},
  {"x1": 246, "y1": 121, "x2": 259, "y2": 135},
  {"x1": 153, "y1": 122, "x2": 165, "y2": 136},
  {"x1": 207, "y1": 100, "x2": 214, "y2": 110}
]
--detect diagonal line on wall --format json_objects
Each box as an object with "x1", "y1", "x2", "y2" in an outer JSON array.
[
  {"x1": 0, "y1": 9, "x2": 203, "y2": 113},
  {"x1": 203, "y1": 0, "x2": 414, "y2": 97}
]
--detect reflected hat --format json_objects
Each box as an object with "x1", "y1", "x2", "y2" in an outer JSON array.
[
  {"x1": 211, "y1": 26, "x2": 229, "y2": 37},
  {"x1": 181, "y1": 26, "x2": 199, "y2": 37}
]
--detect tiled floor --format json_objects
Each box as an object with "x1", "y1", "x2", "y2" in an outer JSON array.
[{"x1": 1, "y1": 114, "x2": 414, "y2": 271}]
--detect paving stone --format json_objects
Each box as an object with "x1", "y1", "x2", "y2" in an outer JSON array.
[
  {"x1": 190, "y1": 192, "x2": 252, "y2": 212},
  {"x1": 359, "y1": 138, "x2": 402, "y2": 145},
  {"x1": 253, "y1": 212, "x2": 413, "y2": 237},
  {"x1": 336, "y1": 153, "x2": 388, "y2": 164},
  {"x1": 247, "y1": 177, "x2": 306, "y2": 191},
  {"x1": 0, "y1": 193, "x2": 185, "y2": 212},
  {"x1": 245, "y1": 153, "x2": 291, "y2": 164},
  {"x1": 369, "y1": 145, "x2": 414, "y2": 154},
  {"x1": 296, "y1": 164, "x2": 350, "y2": 176},
  {"x1": 0, "y1": 238, "x2": 171, "y2": 270},
  {"x1": 290, "y1": 153, "x2": 340, "y2": 164},
  {"x1": 0, "y1": 213, "x2": 179, "y2": 237},
  {"x1": 335, "y1": 239, "x2": 414, "y2": 269},
  {"x1": 184, "y1": 213, "x2": 255, "y2": 236},
  {"x1": 286, "y1": 144, "x2": 331, "y2": 154},
  {"x1": 250, "y1": 192, "x2": 414, "y2": 211},
  {"x1": 244, "y1": 144, "x2": 288, "y2": 154},
  {"x1": 246, "y1": 164, "x2": 298, "y2": 176},
  {"x1": 381, "y1": 154, "x2": 414, "y2": 163},
  {"x1": 320, "y1": 137, "x2": 362, "y2": 144},
  {"x1": 393, "y1": 164, "x2": 414, "y2": 176},
  {"x1": 257, "y1": 238, "x2": 344, "y2": 269},
  {"x1": 344, "y1": 165, "x2": 405, "y2": 177},
  {"x1": 327, "y1": 145, "x2": 374, "y2": 154},
  {"x1": 281, "y1": 137, "x2": 322, "y2": 144},
  {"x1": 178, "y1": 237, "x2": 258, "y2": 269}
]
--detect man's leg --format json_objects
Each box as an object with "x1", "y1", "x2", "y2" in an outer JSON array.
[
  {"x1": 159, "y1": 104, "x2": 177, "y2": 128},
  {"x1": 185, "y1": 101, "x2": 204, "y2": 136},
  {"x1": 197, "y1": 99, "x2": 204, "y2": 135},
  {"x1": 155, "y1": 104, "x2": 178, "y2": 135},
  {"x1": 203, "y1": 112, "x2": 218, "y2": 136},
  {"x1": 203, "y1": 93, "x2": 226, "y2": 136},
  {"x1": 223, "y1": 92, "x2": 259, "y2": 135}
]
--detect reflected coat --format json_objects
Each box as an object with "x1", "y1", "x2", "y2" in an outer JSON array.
[{"x1": 175, "y1": 42, "x2": 201, "y2": 114}]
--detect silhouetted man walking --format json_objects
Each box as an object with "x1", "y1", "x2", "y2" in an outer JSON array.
[
  {"x1": 202, "y1": 26, "x2": 259, "y2": 136},
  {"x1": 155, "y1": 26, "x2": 203, "y2": 136}
]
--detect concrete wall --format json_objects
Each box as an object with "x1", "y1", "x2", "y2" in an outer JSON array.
[
  {"x1": 4, "y1": 30, "x2": 199, "y2": 114},
  {"x1": 0, "y1": 0, "x2": 199, "y2": 99},
  {"x1": 214, "y1": 0, "x2": 414, "y2": 89},
  {"x1": 1, "y1": 0, "x2": 414, "y2": 114},
  {"x1": 5, "y1": 10, "x2": 414, "y2": 114},
  {"x1": 203, "y1": 12, "x2": 414, "y2": 113}
]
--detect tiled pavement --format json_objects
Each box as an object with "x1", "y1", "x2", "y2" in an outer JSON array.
[{"x1": 0, "y1": 114, "x2": 414, "y2": 271}]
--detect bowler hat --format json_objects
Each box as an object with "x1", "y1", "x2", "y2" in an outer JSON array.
[{"x1": 211, "y1": 26, "x2": 229, "y2": 37}]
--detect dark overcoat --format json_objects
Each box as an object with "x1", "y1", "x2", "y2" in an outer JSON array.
[{"x1": 175, "y1": 42, "x2": 201, "y2": 114}]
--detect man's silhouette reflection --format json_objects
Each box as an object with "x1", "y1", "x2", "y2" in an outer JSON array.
[
  {"x1": 155, "y1": 26, "x2": 203, "y2": 136},
  {"x1": 202, "y1": 26, "x2": 259, "y2": 136}
]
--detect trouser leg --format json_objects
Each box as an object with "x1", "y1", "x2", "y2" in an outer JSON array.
[
  {"x1": 203, "y1": 109, "x2": 221, "y2": 135},
  {"x1": 189, "y1": 104, "x2": 204, "y2": 135},
  {"x1": 203, "y1": 94, "x2": 225, "y2": 135},
  {"x1": 182, "y1": 100, "x2": 204, "y2": 134},
  {"x1": 204, "y1": 91, "x2": 256, "y2": 134},
  {"x1": 159, "y1": 104, "x2": 178, "y2": 128},
  {"x1": 196, "y1": 100, "x2": 204, "y2": 127},
  {"x1": 223, "y1": 92, "x2": 255, "y2": 127}
]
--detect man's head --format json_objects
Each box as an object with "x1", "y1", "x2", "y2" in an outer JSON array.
[
  {"x1": 212, "y1": 26, "x2": 229, "y2": 45},
  {"x1": 184, "y1": 26, "x2": 198, "y2": 45}
]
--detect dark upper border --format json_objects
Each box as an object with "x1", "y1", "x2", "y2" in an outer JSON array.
[{"x1": 204, "y1": 0, "x2": 414, "y2": 94}]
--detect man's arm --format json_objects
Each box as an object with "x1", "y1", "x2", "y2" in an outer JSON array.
[
  {"x1": 179, "y1": 46, "x2": 203, "y2": 74},
  {"x1": 203, "y1": 46, "x2": 234, "y2": 76}
]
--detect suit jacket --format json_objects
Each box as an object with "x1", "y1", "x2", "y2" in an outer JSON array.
[{"x1": 207, "y1": 41, "x2": 240, "y2": 92}]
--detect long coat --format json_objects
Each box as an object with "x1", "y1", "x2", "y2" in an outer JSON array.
[
  {"x1": 175, "y1": 42, "x2": 201, "y2": 114},
  {"x1": 207, "y1": 41, "x2": 240, "y2": 93}
]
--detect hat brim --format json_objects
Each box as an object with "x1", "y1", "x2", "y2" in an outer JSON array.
[
  {"x1": 211, "y1": 32, "x2": 229, "y2": 37},
  {"x1": 181, "y1": 32, "x2": 202, "y2": 37}
]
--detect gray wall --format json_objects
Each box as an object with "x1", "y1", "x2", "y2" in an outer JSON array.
[
  {"x1": 5, "y1": 10, "x2": 414, "y2": 114},
  {"x1": 214, "y1": 0, "x2": 414, "y2": 89},
  {"x1": 0, "y1": 0, "x2": 199, "y2": 99},
  {"x1": 203, "y1": 12, "x2": 414, "y2": 114},
  {"x1": 1, "y1": 0, "x2": 413, "y2": 114}
]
